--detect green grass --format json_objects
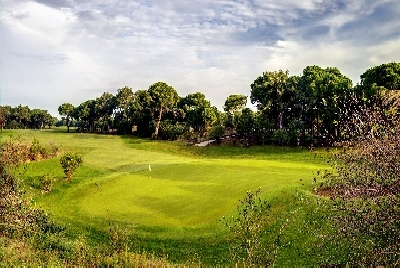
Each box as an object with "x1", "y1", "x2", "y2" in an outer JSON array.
[{"x1": 1, "y1": 128, "x2": 338, "y2": 264}]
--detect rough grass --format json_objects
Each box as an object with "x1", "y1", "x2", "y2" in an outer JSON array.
[{"x1": 1, "y1": 128, "x2": 338, "y2": 264}]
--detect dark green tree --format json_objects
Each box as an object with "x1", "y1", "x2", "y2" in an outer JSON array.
[
  {"x1": 116, "y1": 86, "x2": 134, "y2": 119},
  {"x1": 298, "y1": 66, "x2": 353, "y2": 142},
  {"x1": 14, "y1": 105, "x2": 30, "y2": 128},
  {"x1": 224, "y1": 94, "x2": 247, "y2": 129},
  {"x1": 30, "y1": 109, "x2": 48, "y2": 129},
  {"x1": 95, "y1": 92, "x2": 116, "y2": 132},
  {"x1": 130, "y1": 89, "x2": 154, "y2": 136},
  {"x1": 0, "y1": 106, "x2": 12, "y2": 130},
  {"x1": 250, "y1": 70, "x2": 295, "y2": 129},
  {"x1": 179, "y1": 92, "x2": 216, "y2": 134},
  {"x1": 358, "y1": 62, "x2": 400, "y2": 107},
  {"x1": 147, "y1": 82, "x2": 179, "y2": 137},
  {"x1": 58, "y1": 103, "x2": 75, "y2": 132},
  {"x1": 237, "y1": 108, "x2": 256, "y2": 140},
  {"x1": 74, "y1": 100, "x2": 97, "y2": 132}
]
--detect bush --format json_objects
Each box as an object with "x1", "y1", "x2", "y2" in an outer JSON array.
[
  {"x1": 0, "y1": 138, "x2": 57, "y2": 239},
  {"x1": 29, "y1": 138, "x2": 47, "y2": 160},
  {"x1": 222, "y1": 188, "x2": 275, "y2": 265},
  {"x1": 0, "y1": 139, "x2": 30, "y2": 167},
  {"x1": 49, "y1": 141, "x2": 60, "y2": 158},
  {"x1": 316, "y1": 102, "x2": 400, "y2": 265},
  {"x1": 40, "y1": 175, "x2": 54, "y2": 193},
  {"x1": 158, "y1": 120, "x2": 189, "y2": 140},
  {"x1": 209, "y1": 126, "x2": 225, "y2": 145},
  {"x1": 271, "y1": 129, "x2": 289, "y2": 146},
  {"x1": 60, "y1": 152, "x2": 83, "y2": 181}
]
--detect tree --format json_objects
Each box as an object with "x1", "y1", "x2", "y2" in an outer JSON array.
[
  {"x1": 237, "y1": 108, "x2": 256, "y2": 144},
  {"x1": 358, "y1": 62, "x2": 400, "y2": 107},
  {"x1": 298, "y1": 66, "x2": 353, "y2": 142},
  {"x1": 74, "y1": 100, "x2": 97, "y2": 132},
  {"x1": 30, "y1": 109, "x2": 47, "y2": 129},
  {"x1": 179, "y1": 92, "x2": 215, "y2": 133},
  {"x1": 147, "y1": 82, "x2": 179, "y2": 137},
  {"x1": 129, "y1": 89, "x2": 153, "y2": 136},
  {"x1": 95, "y1": 92, "x2": 116, "y2": 132},
  {"x1": 179, "y1": 92, "x2": 211, "y2": 110},
  {"x1": 116, "y1": 86, "x2": 134, "y2": 119},
  {"x1": 0, "y1": 106, "x2": 12, "y2": 131},
  {"x1": 250, "y1": 70, "x2": 300, "y2": 130},
  {"x1": 58, "y1": 103, "x2": 75, "y2": 133},
  {"x1": 14, "y1": 105, "x2": 30, "y2": 128},
  {"x1": 224, "y1": 94, "x2": 247, "y2": 129},
  {"x1": 46, "y1": 116, "x2": 58, "y2": 128},
  {"x1": 209, "y1": 125, "x2": 225, "y2": 145},
  {"x1": 115, "y1": 86, "x2": 135, "y2": 133}
]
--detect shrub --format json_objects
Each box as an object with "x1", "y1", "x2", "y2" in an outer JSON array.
[
  {"x1": 158, "y1": 120, "x2": 189, "y2": 140},
  {"x1": 316, "y1": 100, "x2": 400, "y2": 265},
  {"x1": 40, "y1": 175, "x2": 54, "y2": 193},
  {"x1": 271, "y1": 129, "x2": 289, "y2": 146},
  {"x1": 60, "y1": 152, "x2": 83, "y2": 181},
  {"x1": 0, "y1": 138, "x2": 30, "y2": 166},
  {"x1": 29, "y1": 138, "x2": 46, "y2": 160},
  {"x1": 48, "y1": 141, "x2": 59, "y2": 158},
  {"x1": 0, "y1": 138, "x2": 57, "y2": 239},
  {"x1": 222, "y1": 188, "x2": 275, "y2": 265},
  {"x1": 209, "y1": 126, "x2": 225, "y2": 145}
]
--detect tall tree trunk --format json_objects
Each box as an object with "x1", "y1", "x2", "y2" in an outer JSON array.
[
  {"x1": 103, "y1": 115, "x2": 106, "y2": 133},
  {"x1": 154, "y1": 105, "x2": 163, "y2": 136},
  {"x1": 66, "y1": 116, "x2": 70, "y2": 133},
  {"x1": 90, "y1": 117, "x2": 94, "y2": 133}
]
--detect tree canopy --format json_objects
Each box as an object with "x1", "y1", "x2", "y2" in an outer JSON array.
[{"x1": 4, "y1": 61, "x2": 396, "y2": 147}]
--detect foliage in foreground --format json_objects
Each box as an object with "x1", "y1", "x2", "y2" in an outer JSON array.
[
  {"x1": 316, "y1": 96, "x2": 400, "y2": 265},
  {"x1": 223, "y1": 188, "x2": 275, "y2": 265}
]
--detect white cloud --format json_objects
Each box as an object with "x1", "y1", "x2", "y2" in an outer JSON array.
[{"x1": 1, "y1": 0, "x2": 400, "y2": 116}]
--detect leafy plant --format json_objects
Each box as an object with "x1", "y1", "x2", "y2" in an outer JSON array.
[
  {"x1": 40, "y1": 175, "x2": 54, "y2": 193},
  {"x1": 0, "y1": 137, "x2": 57, "y2": 239},
  {"x1": 49, "y1": 141, "x2": 60, "y2": 158},
  {"x1": 29, "y1": 138, "x2": 46, "y2": 160},
  {"x1": 272, "y1": 129, "x2": 289, "y2": 146},
  {"x1": 222, "y1": 188, "x2": 274, "y2": 265},
  {"x1": 316, "y1": 96, "x2": 400, "y2": 265},
  {"x1": 60, "y1": 152, "x2": 83, "y2": 181}
]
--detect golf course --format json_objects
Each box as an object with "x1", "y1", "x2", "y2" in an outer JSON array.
[{"x1": 2, "y1": 128, "x2": 340, "y2": 265}]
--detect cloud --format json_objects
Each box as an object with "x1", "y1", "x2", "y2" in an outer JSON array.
[
  {"x1": 1, "y1": 0, "x2": 400, "y2": 116},
  {"x1": 10, "y1": 52, "x2": 68, "y2": 64},
  {"x1": 33, "y1": 0, "x2": 74, "y2": 8},
  {"x1": 335, "y1": 1, "x2": 400, "y2": 44},
  {"x1": 11, "y1": 9, "x2": 30, "y2": 19}
]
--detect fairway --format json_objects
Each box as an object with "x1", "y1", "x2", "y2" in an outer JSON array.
[{"x1": 4, "y1": 129, "x2": 328, "y2": 239}]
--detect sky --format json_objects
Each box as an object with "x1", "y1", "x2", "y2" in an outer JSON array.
[{"x1": 1, "y1": 0, "x2": 400, "y2": 117}]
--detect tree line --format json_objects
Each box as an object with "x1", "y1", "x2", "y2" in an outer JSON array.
[
  {"x1": 0, "y1": 105, "x2": 58, "y2": 130},
  {"x1": 1, "y1": 62, "x2": 399, "y2": 146}
]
